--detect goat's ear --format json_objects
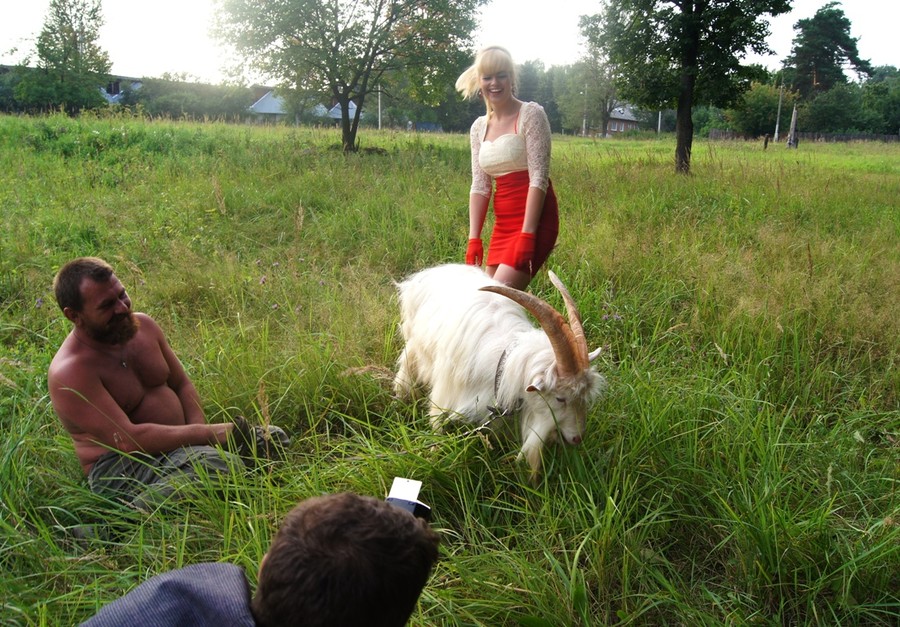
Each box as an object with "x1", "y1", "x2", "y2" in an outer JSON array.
[{"x1": 526, "y1": 378, "x2": 545, "y2": 393}]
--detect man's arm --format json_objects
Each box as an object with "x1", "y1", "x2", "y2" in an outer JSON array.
[
  {"x1": 49, "y1": 359, "x2": 230, "y2": 457},
  {"x1": 150, "y1": 316, "x2": 206, "y2": 426}
]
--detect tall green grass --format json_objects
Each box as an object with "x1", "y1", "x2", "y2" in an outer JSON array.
[{"x1": 1, "y1": 111, "x2": 897, "y2": 625}]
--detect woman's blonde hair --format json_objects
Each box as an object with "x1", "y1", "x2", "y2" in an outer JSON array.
[{"x1": 455, "y1": 46, "x2": 517, "y2": 116}]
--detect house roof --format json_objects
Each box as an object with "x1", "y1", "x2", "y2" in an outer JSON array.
[
  {"x1": 328, "y1": 101, "x2": 357, "y2": 119},
  {"x1": 610, "y1": 105, "x2": 638, "y2": 122},
  {"x1": 246, "y1": 90, "x2": 360, "y2": 118},
  {"x1": 249, "y1": 90, "x2": 287, "y2": 115},
  {"x1": 100, "y1": 78, "x2": 143, "y2": 104}
]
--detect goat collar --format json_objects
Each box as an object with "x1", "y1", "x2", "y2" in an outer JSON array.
[
  {"x1": 490, "y1": 342, "x2": 522, "y2": 419},
  {"x1": 494, "y1": 345, "x2": 512, "y2": 399}
]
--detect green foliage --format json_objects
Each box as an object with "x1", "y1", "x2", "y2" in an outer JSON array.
[
  {"x1": 861, "y1": 66, "x2": 900, "y2": 134},
  {"x1": 358, "y1": 72, "x2": 481, "y2": 134},
  {"x1": 120, "y1": 77, "x2": 255, "y2": 121},
  {"x1": 783, "y1": 1, "x2": 873, "y2": 99},
  {"x1": 517, "y1": 61, "x2": 544, "y2": 105},
  {"x1": 0, "y1": 115, "x2": 898, "y2": 624},
  {"x1": 585, "y1": 0, "x2": 791, "y2": 172},
  {"x1": 551, "y1": 64, "x2": 586, "y2": 134},
  {"x1": 576, "y1": 14, "x2": 632, "y2": 137},
  {"x1": 692, "y1": 105, "x2": 728, "y2": 137},
  {"x1": 215, "y1": 0, "x2": 487, "y2": 151},
  {"x1": 724, "y1": 68, "x2": 899, "y2": 137},
  {"x1": 14, "y1": 0, "x2": 111, "y2": 113},
  {"x1": 799, "y1": 82, "x2": 884, "y2": 134},
  {"x1": 534, "y1": 69, "x2": 563, "y2": 134},
  {"x1": 589, "y1": 0, "x2": 789, "y2": 109},
  {"x1": 726, "y1": 81, "x2": 800, "y2": 138},
  {"x1": 0, "y1": 68, "x2": 24, "y2": 112}
]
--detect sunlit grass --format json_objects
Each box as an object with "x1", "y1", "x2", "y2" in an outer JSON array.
[{"x1": 1, "y1": 112, "x2": 897, "y2": 624}]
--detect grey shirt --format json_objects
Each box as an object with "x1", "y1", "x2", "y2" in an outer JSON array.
[{"x1": 81, "y1": 562, "x2": 256, "y2": 626}]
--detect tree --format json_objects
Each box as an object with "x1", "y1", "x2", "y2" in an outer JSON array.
[
  {"x1": 861, "y1": 66, "x2": 900, "y2": 135},
  {"x1": 353, "y1": 70, "x2": 477, "y2": 131},
  {"x1": 692, "y1": 105, "x2": 727, "y2": 137},
  {"x1": 553, "y1": 60, "x2": 620, "y2": 137},
  {"x1": 0, "y1": 68, "x2": 24, "y2": 112},
  {"x1": 585, "y1": 0, "x2": 790, "y2": 173},
  {"x1": 120, "y1": 75, "x2": 254, "y2": 120},
  {"x1": 727, "y1": 79, "x2": 799, "y2": 137},
  {"x1": 15, "y1": 0, "x2": 111, "y2": 113},
  {"x1": 537, "y1": 69, "x2": 563, "y2": 134},
  {"x1": 552, "y1": 65, "x2": 582, "y2": 134},
  {"x1": 516, "y1": 60, "x2": 564, "y2": 133},
  {"x1": 783, "y1": 2, "x2": 872, "y2": 99},
  {"x1": 216, "y1": 0, "x2": 486, "y2": 152},
  {"x1": 800, "y1": 83, "x2": 882, "y2": 134},
  {"x1": 578, "y1": 17, "x2": 626, "y2": 138},
  {"x1": 517, "y1": 60, "x2": 544, "y2": 104}
]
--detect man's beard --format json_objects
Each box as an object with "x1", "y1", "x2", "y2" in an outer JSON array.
[{"x1": 86, "y1": 312, "x2": 140, "y2": 345}]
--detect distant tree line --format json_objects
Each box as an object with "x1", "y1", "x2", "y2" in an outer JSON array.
[
  {"x1": 694, "y1": 1, "x2": 899, "y2": 139},
  {"x1": 2, "y1": 0, "x2": 895, "y2": 149},
  {"x1": 118, "y1": 76, "x2": 256, "y2": 121},
  {"x1": 696, "y1": 66, "x2": 899, "y2": 139},
  {"x1": 2, "y1": 0, "x2": 110, "y2": 114}
]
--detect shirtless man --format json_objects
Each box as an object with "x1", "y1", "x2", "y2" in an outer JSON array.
[{"x1": 48, "y1": 257, "x2": 284, "y2": 510}]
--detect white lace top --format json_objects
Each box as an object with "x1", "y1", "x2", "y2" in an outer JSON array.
[{"x1": 469, "y1": 101, "x2": 552, "y2": 197}]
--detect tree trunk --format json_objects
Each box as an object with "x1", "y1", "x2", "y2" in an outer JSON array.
[
  {"x1": 600, "y1": 110, "x2": 611, "y2": 138},
  {"x1": 340, "y1": 99, "x2": 357, "y2": 153},
  {"x1": 674, "y1": 3, "x2": 701, "y2": 175},
  {"x1": 674, "y1": 69, "x2": 695, "y2": 174},
  {"x1": 340, "y1": 93, "x2": 368, "y2": 153}
]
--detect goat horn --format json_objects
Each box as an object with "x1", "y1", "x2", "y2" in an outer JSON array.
[
  {"x1": 480, "y1": 284, "x2": 581, "y2": 377},
  {"x1": 548, "y1": 271, "x2": 590, "y2": 369}
]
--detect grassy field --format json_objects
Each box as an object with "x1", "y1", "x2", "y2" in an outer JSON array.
[{"x1": 0, "y1": 112, "x2": 897, "y2": 625}]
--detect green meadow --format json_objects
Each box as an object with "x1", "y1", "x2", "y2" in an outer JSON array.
[{"x1": 0, "y1": 112, "x2": 897, "y2": 625}]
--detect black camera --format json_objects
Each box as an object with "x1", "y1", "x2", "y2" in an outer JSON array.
[{"x1": 386, "y1": 477, "x2": 431, "y2": 521}]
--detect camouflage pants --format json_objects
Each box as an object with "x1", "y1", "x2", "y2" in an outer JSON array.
[{"x1": 87, "y1": 445, "x2": 241, "y2": 511}]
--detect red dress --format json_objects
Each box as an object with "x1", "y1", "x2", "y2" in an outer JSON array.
[{"x1": 487, "y1": 171, "x2": 558, "y2": 276}]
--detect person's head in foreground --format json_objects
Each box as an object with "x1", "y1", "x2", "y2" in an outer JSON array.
[{"x1": 252, "y1": 492, "x2": 441, "y2": 627}]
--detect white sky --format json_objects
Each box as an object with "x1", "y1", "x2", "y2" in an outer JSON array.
[{"x1": 1, "y1": 1, "x2": 897, "y2": 84}]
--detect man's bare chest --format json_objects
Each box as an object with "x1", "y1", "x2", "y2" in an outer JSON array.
[{"x1": 101, "y1": 342, "x2": 171, "y2": 415}]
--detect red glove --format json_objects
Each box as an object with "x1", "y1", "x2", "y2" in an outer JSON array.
[
  {"x1": 466, "y1": 238, "x2": 484, "y2": 266},
  {"x1": 512, "y1": 232, "x2": 536, "y2": 272}
]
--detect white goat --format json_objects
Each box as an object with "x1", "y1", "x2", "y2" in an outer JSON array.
[{"x1": 394, "y1": 264, "x2": 605, "y2": 477}]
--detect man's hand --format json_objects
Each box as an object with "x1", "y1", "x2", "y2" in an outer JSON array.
[{"x1": 230, "y1": 415, "x2": 290, "y2": 465}]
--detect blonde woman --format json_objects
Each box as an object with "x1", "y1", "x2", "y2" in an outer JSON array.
[{"x1": 456, "y1": 46, "x2": 558, "y2": 290}]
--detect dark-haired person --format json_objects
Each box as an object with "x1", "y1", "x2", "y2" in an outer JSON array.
[
  {"x1": 48, "y1": 257, "x2": 286, "y2": 511},
  {"x1": 82, "y1": 492, "x2": 441, "y2": 627},
  {"x1": 456, "y1": 45, "x2": 559, "y2": 291}
]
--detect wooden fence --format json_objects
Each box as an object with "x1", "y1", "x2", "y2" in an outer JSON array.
[{"x1": 708, "y1": 128, "x2": 899, "y2": 142}]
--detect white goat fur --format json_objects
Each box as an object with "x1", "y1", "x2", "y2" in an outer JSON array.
[{"x1": 394, "y1": 264, "x2": 605, "y2": 475}]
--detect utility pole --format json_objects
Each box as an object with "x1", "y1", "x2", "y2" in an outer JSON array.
[
  {"x1": 787, "y1": 104, "x2": 799, "y2": 148},
  {"x1": 581, "y1": 84, "x2": 588, "y2": 137},
  {"x1": 774, "y1": 77, "x2": 784, "y2": 142}
]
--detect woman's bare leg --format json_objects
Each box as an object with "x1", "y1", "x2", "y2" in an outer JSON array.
[{"x1": 491, "y1": 264, "x2": 531, "y2": 290}]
